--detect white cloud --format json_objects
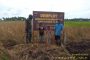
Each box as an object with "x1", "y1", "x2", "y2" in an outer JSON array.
[{"x1": 0, "y1": 0, "x2": 90, "y2": 18}]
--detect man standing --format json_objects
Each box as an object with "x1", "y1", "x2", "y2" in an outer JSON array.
[
  {"x1": 25, "y1": 15, "x2": 33, "y2": 43},
  {"x1": 54, "y1": 20, "x2": 64, "y2": 46},
  {"x1": 39, "y1": 23, "x2": 45, "y2": 43}
]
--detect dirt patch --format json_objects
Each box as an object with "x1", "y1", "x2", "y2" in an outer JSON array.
[
  {"x1": 7, "y1": 43, "x2": 70, "y2": 60},
  {"x1": 66, "y1": 40, "x2": 90, "y2": 60}
]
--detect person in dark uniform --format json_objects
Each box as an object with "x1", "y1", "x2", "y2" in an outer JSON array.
[{"x1": 25, "y1": 14, "x2": 33, "y2": 43}]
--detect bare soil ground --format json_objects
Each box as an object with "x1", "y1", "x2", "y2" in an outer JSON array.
[{"x1": 7, "y1": 43, "x2": 70, "y2": 60}]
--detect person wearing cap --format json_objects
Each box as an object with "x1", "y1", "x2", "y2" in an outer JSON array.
[
  {"x1": 25, "y1": 14, "x2": 33, "y2": 43},
  {"x1": 54, "y1": 20, "x2": 64, "y2": 46}
]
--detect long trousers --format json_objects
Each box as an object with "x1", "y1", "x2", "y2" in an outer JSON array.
[{"x1": 26, "y1": 33, "x2": 32, "y2": 43}]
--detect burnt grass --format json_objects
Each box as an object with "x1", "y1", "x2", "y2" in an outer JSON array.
[{"x1": 66, "y1": 39, "x2": 90, "y2": 60}]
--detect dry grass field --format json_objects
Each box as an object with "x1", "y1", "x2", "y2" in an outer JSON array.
[
  {"x1": 0, "y1": 21, "x2": 90, "y2": 43},
  {"x1": 0, "y1": 21, "x2": 25, "y2": 44},
  {"x1": 0, "y1": 21, "x2": 90, "y2": 60}
]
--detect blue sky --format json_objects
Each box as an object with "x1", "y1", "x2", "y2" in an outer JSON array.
[{"x1": 0, "y1": 0, "x2": 90, "y2": 19}]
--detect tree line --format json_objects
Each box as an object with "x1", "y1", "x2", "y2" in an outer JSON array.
[
  {"x1": 0, "y1": 17, "x2": 90, "y2": 21},
  {"x1": 65, "y1": 18, "x2": 90, "y2": 21},
  {"x1": 0, "y1": 17, "x2": 26, "y2": 21}
]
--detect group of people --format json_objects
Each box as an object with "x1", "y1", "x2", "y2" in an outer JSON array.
[{"x1": 25, "y1": 15, "x2": 64, "y2": 46}]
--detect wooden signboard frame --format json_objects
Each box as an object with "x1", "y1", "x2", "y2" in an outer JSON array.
[{"x1": 32, "y1": 11, "x2": 64, "y2": 43}]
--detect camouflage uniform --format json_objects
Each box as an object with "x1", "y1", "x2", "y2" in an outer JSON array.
[{"x1": 25, "y1": 15, "x2": 32, "y2": 43}]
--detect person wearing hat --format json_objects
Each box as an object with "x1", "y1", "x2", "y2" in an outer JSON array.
[
  {"x1": 25, "y1": 14, "x2": 33, "y2": 43},
  {"x1": 54, "y1": 20, "x2": 64, "y2": 46}
]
